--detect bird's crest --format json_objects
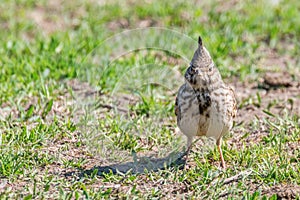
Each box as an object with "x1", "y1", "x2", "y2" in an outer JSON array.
[{"x1": 191, "y1": 36, "x2": 212, "y2": 69}]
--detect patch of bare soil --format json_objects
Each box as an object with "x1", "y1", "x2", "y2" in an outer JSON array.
[
  {"x1": 233, "y1": 73, "x2": 300, "y2": 124},
  {"x1": 28, "y1": 6, "x2": 65, "y2": 35},
  {"x1": 255, "y1": 44, "x2": 298, "y2": 72},
  {"x1": 263, "y1": 71, "x2": 294, "y2": 88},
  {"x1": 27, "y1": 0, "x2": 86, "y2": 35},
  {"x1": 107, "y1": 18, "x2": 160, "y2": 31},
  {"x1": 261, "y1": 184, "x2": 300, "y2": 199},
  {"x1": 107, "y1": 18, "x2": 130, "y2": 31},
  {"x1": 228, "y1": 70, "x2": 300, "y2": 152},
  {"x1": 214, "y1": 0, "x2": 240, "y2": 13}
]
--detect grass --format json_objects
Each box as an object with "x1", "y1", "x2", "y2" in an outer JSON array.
[{"x1": 0, "y1": 0, "x2": 300, "y2": 199}]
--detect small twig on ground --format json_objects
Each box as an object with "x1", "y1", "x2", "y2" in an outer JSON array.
[
  {"x1": 223, "y1": 169, "x2": 252, "y2": 185},
  {"x1": 211, "y1": 169, "x2": 253, "y2": 186},
  {"x1": 214, "y1": 169, "x2": 253, "y2": 198}
]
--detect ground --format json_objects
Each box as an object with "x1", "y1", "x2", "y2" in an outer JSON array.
[{"x1": 0, "y1": 0, "x2": 300, "y2": 199}]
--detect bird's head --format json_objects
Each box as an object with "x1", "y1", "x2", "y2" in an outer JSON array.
[{"x1": 184, "y1": 36, "x2": 215, "y2": 86}]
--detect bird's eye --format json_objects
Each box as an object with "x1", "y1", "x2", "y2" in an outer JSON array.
[
  {"x1": 208, "y1": 62, "x2": 214, "y2": 72},
  {"x1": 188, "y1": 66, "x2": 196, "y2": 75}
]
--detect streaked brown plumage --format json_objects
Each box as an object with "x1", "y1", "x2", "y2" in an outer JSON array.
[{"x1": 175, "y1": 36, "x2": 237, "y2": 169}]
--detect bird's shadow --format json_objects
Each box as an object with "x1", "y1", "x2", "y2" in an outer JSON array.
[{"x1": 65, "y1": 150, "x2": 187, "y2": 178}]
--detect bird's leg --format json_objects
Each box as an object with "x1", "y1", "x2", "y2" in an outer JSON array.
[
  {"x1": 217, "y1": 138, "x2": 226, "y2": 169},
  {"x1": 183, "y1": 136, "x2": 193, "y2": 170}
]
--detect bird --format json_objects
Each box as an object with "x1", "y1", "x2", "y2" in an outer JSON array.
[{"x1": 175, "y1": 36, "x2": 237, "y2": 169}]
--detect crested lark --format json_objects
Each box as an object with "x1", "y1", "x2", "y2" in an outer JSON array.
[{"x1": 175, "y1": 36, "x2": 237, "y2": 169}]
